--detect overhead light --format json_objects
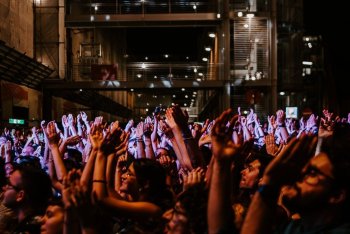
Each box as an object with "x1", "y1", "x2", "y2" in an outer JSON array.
[
  {"x1": 244, "y1": 24, "x2": 249, "y2": 28},
  {"x1": 164, "y1": 54, "x2": 169, "y2": 58},
  {"x1": 193, "y1": 4, "x2": 197, "y2": 10},
  {"x1": 79, "y1": 89, "x2": 83, "y2": 92},
  {"x1": 141, "y1": 63, "x2": 146, "y2": 69},
  {"x1": 94, "y1": 5, "x2": 98, "y2": 11},
  {"x1": 130, "y1": 89, "x2": 134, "y2": 92},
  {"x1": 237, "y1": 12, "x2": 243, "y2": 17},
  {"x1": 198, "y1": 73, "x2": 203, "y2": 76},
  {"x1": 209, "y1": 33, "x2": 215, "y2": 38},
  {"x1": 302, "y1": 61, "x2": 313, "y2": 66},
  {"x1": 181, "y1": 88, "x2": 185, "y2": 91},
  {"x1": 137, "y1": 74, "x2": 142, "y2": 78},
  {"x1": 90, "y1": 15, "x2": 95, "y2": 21},
  {"x1": 145, "y1": 56, "x2": 148, "y2": 60},
  {"x1": 193, "y1": 68, "x2": 197, "y2": 73},
  {"x1": 205, "y1": 47, "x2": 211, "y2": 51},
  {"x1": 105, "y1": 15, "x2": 110, "y2": 21},
  {"x1": 247, "y1": 13, "x2": 254, "y2": 18},
  {"x1": 279, "y1": 92, "x2": 285, "y2": 96},
  {"x1": 202, "y1": 58, "x2": 208, "y2": 62},
  {"x1": 217, "y1": 13, "x2": 221, "y2": 18}
]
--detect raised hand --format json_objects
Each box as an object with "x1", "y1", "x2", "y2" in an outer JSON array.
[
  {"x1": 100, "y1": 121, "x2": 123, "y2": 155},
  {"x1": 45, "y1": 121, "x2": 61, "y2": 147},
  {"x1": 124, "y1": 119, "x2": 134, "y2": 132},
  {"x1": 165, "y1": 108, "x2": 177, "y2": 129},
  {"x1": 276, "y1": 109, "x2": 286, "y2": 126},
  {"x1": 94, "y1": 116, "x2": 103, "y2": 126},
  {"x1": 211, "y1": 109, "x2": 241, "y2": 161},
  {"x1": 182, "y1": 167, "x2": 205, "y2": 191},
  {"x1": 201, "y1": 119, "x2": 210, "y2": 134},
  {"x1": 80, "y1": 111, "x2": 88, "y2": 122},
  {"x1": 64, "y1": 135, "x2": 81, "y2": 146},
  {"x1": 67, "y1": 113, "x2": 75, "y2": 127},
  {"x1": 265, "y1": 134, "x2": 279, "y2": 156},
  {"x1": 89, "y1": 124, "x2": 104, "y2": 150},
  {"x1": 159, "y1": 120, "x2": 174, "y2": 140},
  {"x1": 135, "y1": 122, "x2": 144, "y2": 139},
  {"x1": 62, "y1": 115, "x2": 69, "y2": 128},
  {"x1": 171, "y1": 105, "x2": 189, "y2": 130},
  {"x1": 262, "y1": 135, "x2": 317, "y2": 186}
]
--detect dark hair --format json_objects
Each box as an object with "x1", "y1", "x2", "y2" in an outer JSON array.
[
  {"x1": 244, "y1": 149, "x2": 273, "y2": 178},
  {"x1": 17, "y1": 166, "x2": 53, "y2": 214},
  {"x1": 320, "y1": 123, "x2": 350, "y2": 211},
  {"x1": 133, "y1": 158, "x2": 174, "y2": 211},
  {"x1": 177, "y1": 184, "x2": 208, "y2": 233},
  {"x1": 16, "y1": 156, "x2": 41, "y2": 170}
]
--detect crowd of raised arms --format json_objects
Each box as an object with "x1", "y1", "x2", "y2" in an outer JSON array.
[{"x1": 0, "y1": 106, "x2": 350, "y2": 234}]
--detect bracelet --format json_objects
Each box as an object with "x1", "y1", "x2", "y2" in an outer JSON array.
[{"x1": 92, "y1": 180, "x2": 106, "y2": 183}]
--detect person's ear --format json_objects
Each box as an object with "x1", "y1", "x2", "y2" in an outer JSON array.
[
  {"x1": 16, "y1": 190, "x2": 25, "y2": 203},
  {"x1": 329, "y1": 189, "x2": 346, "y2": 205}
]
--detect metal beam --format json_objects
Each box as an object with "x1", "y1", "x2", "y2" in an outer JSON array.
[
  {"x1": 66, "y1": 13, "x2": 220, "y2": 28},
  {"x1": 43, "y1": 79, "x2": 228, "y2": 90}
]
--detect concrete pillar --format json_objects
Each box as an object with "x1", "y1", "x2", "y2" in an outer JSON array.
[
  {"x1": 58, "y1": 0, "x2": 65, "y2": 78},
  {"x1": 218, "y1": 0, "x2": 231, "y2": 111},
  {"x1": 270, "y1": 0, "x2": 278, "y2": 112}
]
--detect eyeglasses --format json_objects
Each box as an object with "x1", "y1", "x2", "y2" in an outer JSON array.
[{"x1": 300, "y1": 165, "x2": 335, "y2": 186}]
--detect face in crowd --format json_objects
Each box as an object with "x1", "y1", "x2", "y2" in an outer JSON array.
[
  {"x1": 281, "y1": 153, "x2": 336, "y2": 214},
  {"x1": 240, "y1": 159, "x2": 262, "y2": 189}
]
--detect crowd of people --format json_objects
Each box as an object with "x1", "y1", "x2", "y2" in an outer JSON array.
[{"x1": 0, "y1": 106, "x2": 349, "y2": 234}]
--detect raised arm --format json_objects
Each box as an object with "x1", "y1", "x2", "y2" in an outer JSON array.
[
  {"x1": 241, "y1": 135, "x2": 317, "y2": 234},
  {"x1": 45, "y1": 121, "x2": 67, "y2": 181},
  {"x1": 171, "y1": 105, "x2": 204, "y2": 168},
  {"x1": 208, "y1": 109, "x2": 240, "y2": 234}
]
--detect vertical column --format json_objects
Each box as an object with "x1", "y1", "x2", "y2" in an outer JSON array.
[
  {"x1": 58, "y1": 0, "x2": 65, "y2": 78},
  {"x1": 270, "y1": 0, "x2": 278, "y2": 112},
  {"x1": 218, "y1": 0, "x2": 231, "y2": 111}
]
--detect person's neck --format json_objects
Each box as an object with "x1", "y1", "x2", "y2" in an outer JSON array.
[{"x1": 300, "y1": 208, "x2": 341, "y2": 231}]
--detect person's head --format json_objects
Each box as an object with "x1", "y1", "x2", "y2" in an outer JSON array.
[
  {"x1": 163, "y1": 184, "x2": 208, "y2": 234},
  {"x1": 2, "y1": 166, "x2": 52, "y2": 215},
  {"x1": 21, "y1": 145, "x2": 35, "y2": 156},
  {"x1": 282, "y1": 123, "x2": 350, "y2": 216},
  {"x1": 40, "y1": 198, "x2": 64, "y2": 234},
  {"x1": 120, "y1": 158, "x2": 172, "y2": 206},
  {"x1": 156, "y1": 147, "x2": 170, "y2": 159},
  {"x1": 240, "y1": 151, "x2": 273, "y2": 190},
  {"x1": 16, "y1": 156, "x2": 42, "y2": 170}
]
